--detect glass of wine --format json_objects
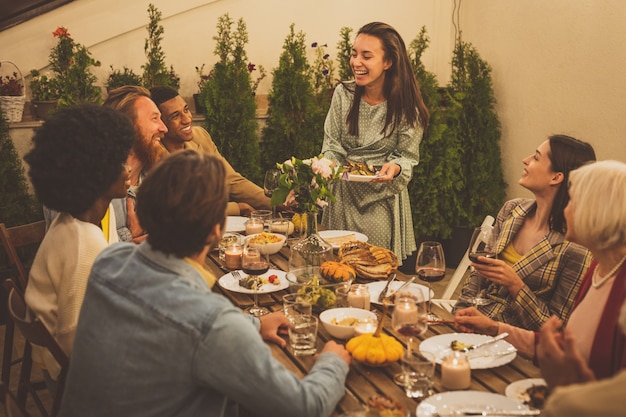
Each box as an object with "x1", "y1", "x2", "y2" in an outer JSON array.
[
  {"x1": 392, "y1": 292, "x2": 428, "y2": 386},
  {"x1": 264, "y1": 168, "x2": 281, "y2": 217},
  {"x1": 416, "y1": 241, "x2": 446, "y2": 322},
  {"x1": 468, "y1": 225, "x2": 497, "y2": 306},
  {"x1": 242, "y1": 243, "x2": 270, "y2": 317}
]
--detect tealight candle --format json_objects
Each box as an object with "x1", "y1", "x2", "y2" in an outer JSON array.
[
  {"x1": 245, "y1": 219, "x2": 264, "y2": 235},
  {"x1": 394, "y1": 299, "x2": 418, "y2": 324},
  {"x1": 347, "y1": 284, "x2": 370, "y2": 310},
  {"x1": 441, "y1": 351, "x2": 471, "y2": 390},
  {"x1": 354, "y1": 317, "x2": 378, "y2": 335},
  {"x1": 224, "y1": 243, "x2": 243, "y2": 270}
]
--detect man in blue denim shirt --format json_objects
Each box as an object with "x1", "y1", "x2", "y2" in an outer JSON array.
[{"x1": 59, "y1": 150, "x2": 351, "y2": 417}]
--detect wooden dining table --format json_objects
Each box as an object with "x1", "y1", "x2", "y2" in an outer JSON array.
[{"x1": 204, "y1": 237, "x2": 542, "y2": 417}]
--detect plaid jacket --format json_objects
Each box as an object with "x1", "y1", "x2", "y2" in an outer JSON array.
[{"x1": 455, "y1": 198, "x2": 591, "y2": 331}]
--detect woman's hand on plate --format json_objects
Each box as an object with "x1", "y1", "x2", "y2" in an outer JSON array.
[{"x1": 371, "y1": 162, "x2": 400, "y2": 182}]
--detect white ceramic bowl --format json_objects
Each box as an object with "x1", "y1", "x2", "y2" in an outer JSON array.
[
  {"x1": 244, "y1": 232, "x2": 286, "y2": 255},
  {"x1": 319, "y1": 307, "x2": 378, "y2": 339}
]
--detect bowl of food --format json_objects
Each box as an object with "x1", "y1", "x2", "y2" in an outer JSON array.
[
  {"x1": 244, "y1": 232, "x2": 286, "y2": 255},
  {"x1": 286, "y1": 267, "x2": 351, "y2": 312},
  {"x1": 319, "y1": 307, "x2": 378, "y2": 339}
]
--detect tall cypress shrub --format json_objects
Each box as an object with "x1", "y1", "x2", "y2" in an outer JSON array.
[
  {"x1": 407, "y1": 27, "x2": 464, "y2": 241},
  {"x1": 0, "y1": 110, "x2": 42, "y2": 268},
  {"x1": 261, "y1": 24, "x2": 323, "y2": 170},
  {"x1": 202, "y1": 14, "x2": 261, "y2": 183},
  {"x1": 451, "y1": 38, "x2": 506, "y2": 227}
]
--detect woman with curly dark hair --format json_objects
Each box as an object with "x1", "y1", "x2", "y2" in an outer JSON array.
[
  {"x1": 23, "y1": 104, "x2": 135, "y2": 384},
  {"x1": 321, "y1": 22, "x2": 429, "y2": 263}
]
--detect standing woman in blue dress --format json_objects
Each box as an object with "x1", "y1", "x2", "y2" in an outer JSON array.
[{"x1": 321, "y1": 21, "x2": 429, "y2": 263}]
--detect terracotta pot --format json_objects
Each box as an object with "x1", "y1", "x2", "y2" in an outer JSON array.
[{"x1": 31, "y1": 100, "x2": 58, "y2": 120}]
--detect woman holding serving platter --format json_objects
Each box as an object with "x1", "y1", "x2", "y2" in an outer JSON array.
[{"x1": 321, "y1": 22, "x2": 429, "y2": 263}]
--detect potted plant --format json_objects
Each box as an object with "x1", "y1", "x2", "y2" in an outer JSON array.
[
  {"x1": 201, "y1": 14, "x2": 262, "y2": 183},
  {"x1": 0, "y1": 61, "x2": 26, "y2": 123},
  {"x1": 260, "y1": 24, "x2": 324, "y2": 172},
  {"x1": 28, "y1": 69, "x2": 60, "y2": 119},
  {"x1": 29, "y1": 27, "x2": 102, "y2": 119},
  {"x1": 106, "y1": 65, "x2": 142, "y2": 91},
  {"x1": 141, "y1": 4, "x2": 180, "y2": 89}
]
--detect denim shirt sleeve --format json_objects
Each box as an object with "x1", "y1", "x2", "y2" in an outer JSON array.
[{"x1": 193, "y1": 306, "x2": 348, "y2": 417}]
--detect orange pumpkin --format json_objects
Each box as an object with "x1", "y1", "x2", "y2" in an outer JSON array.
[{"x1": 319, "y1": 261, "x2": 356, "y2": 283}]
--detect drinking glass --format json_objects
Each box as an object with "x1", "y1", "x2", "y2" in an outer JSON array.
[
  {"x1": 264, "y1": 168, "x2": 281, "y2": 217},
  {"x1": 242, "y1": 243, "x2": 270, "y2": 317},
  {"x1": 288, "y1": 315, "x2": 318, "y2": 356},
  {"x1": 392, "y1": 293, "x2": 428, "y2": 386},
  {"x1": 282, "y1": 293, "x2": 312, "y2": 320},
  {"x1": 402, "y1": 350, "x2": 435, "y2": 399},
  {"x1": 468, "y1": 225, "x2": 497, "y2": 306},
  {"x1": 416, "y1": 241, "x2": 446, "y2": 321}
]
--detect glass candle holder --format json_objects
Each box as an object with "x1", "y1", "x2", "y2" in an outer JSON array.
[
  {"x1": 245, "y1": 218, "x2": 264, "y2": 235},
  {"x1": 441, "y1": 351, "x2": 471, "y2": 390},
  {"x1": 223, "y1": 243, "x2": 243, "y2": 270},
  {"x1": 347, "y1": 284, "x2": 371, "y2": 310}
]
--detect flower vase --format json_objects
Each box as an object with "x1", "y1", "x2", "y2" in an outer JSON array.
[{"x1": 289, "y1": 211, "x2": 333, "y2": 271}]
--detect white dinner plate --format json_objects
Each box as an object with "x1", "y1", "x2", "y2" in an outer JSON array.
[
  {"x1": 365, "y1": 281, "x2": 433, "y2": 305},
  {"x1": 318, "y1": 230, "x2": 368, "y2": 249},
  {"x1": 225, "y1": 216, "x2": 248, "y2": 233},
  {"x1": 419, "y1": 333, "x2": 517, "y2": 369},
  {"x1": 505, "y1": 378, "x2": 547, "y2": 404},
  {"x1": 417, "y1": 391, "x2": 530, "y2": 417},
  {"x1": 342, "y1": 173, "x2": 379, "y2": 182},
  {"x1": 218, "y1": 269, "x2": 288, "y2": 294}
]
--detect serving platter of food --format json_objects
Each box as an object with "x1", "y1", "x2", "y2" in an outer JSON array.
[
  {"x1": 318, "y1": 230, "x2": 368, "y2": 249},
  {"x1": 342, "y1": 161, "x2": 380, "y2": 182}
]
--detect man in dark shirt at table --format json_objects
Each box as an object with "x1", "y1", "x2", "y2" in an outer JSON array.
[{"x1": 59, "y1": 150, "x2": 350, "y2": 417}]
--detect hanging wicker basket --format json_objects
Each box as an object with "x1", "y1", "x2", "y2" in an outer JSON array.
[{"x1": 0, "y1": 60, "x2": 26, "y2": 123}]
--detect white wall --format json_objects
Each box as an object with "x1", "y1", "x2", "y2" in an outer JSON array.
[
  {"x1": 0, "y1": 0, "x2": 451, "y2": 98},
  {"x1": 459, "y1": 0, "x2": 626, "y2": 198},
  {"x1": 3, "y1": 0, "x2": 626, "y2": 201}
]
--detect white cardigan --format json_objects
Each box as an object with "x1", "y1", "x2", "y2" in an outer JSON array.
[{"x1": 25, "y1": 212, "x2": 112, "y2": 378}]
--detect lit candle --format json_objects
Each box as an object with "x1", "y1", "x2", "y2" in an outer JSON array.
[
  {"x1": 245, "y1": 219, "x2": 264, "y2": 235},
  {"x1": 347, "y1": 285, "x2": 370, "y2": 310},
  {"x1": 354, "y1": 318, "x2": 378, "y2": 335},
  {"x1": 394, "y1": 299, "x2": 418, "y2": 324},
  {"x1": 224, "y1": 244, "x2": 243, "y2": 269},
  {"x1": 441, "y1": 351, "x2": 471, "y2": 390}
]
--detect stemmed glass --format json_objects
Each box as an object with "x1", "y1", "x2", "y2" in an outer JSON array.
[
  {"x1": 242, "y1": 243, "x2": 270, "y2": 317},
  {"x1": 264, "y1": 168, "x2": 281, "y2": 217},
  {"x1": 392, "y1": 292, "x2": 428, "y2": 386},
  {"x1": 468, "y1": 225, "x2": 497, "y2": 306},
  {"x1": 416, "y1": 241, "x2": 446, "y2": 322}
]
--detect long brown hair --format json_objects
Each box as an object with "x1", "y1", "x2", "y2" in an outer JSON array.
[
  {"x1": 548, "y1": 134, "x2": 596, "y2": 233},
  {"x1": 346, "y1": 22, "x2": 429, "y2": 136}
]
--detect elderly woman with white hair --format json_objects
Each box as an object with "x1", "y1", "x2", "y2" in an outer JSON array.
[{"x1": 455, "y1": 160, "x2": 626, "y2": 388}]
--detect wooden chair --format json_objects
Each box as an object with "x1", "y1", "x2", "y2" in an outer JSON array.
[
  {"x1": 0, "y1": 221, "x2": 46, "y2": 291},
  {"x1": 1, "y1": 381, "x2": 32, "y2": 417},
  {"x1": 432, "y1": 215, "x2": 495, "y2": 313},
  {"x1": 7, "y1": 281, "x2": 68, "y2": 417},
  {"x1": 1, "y1": 221, "x2": 46, "y2": 386}
]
